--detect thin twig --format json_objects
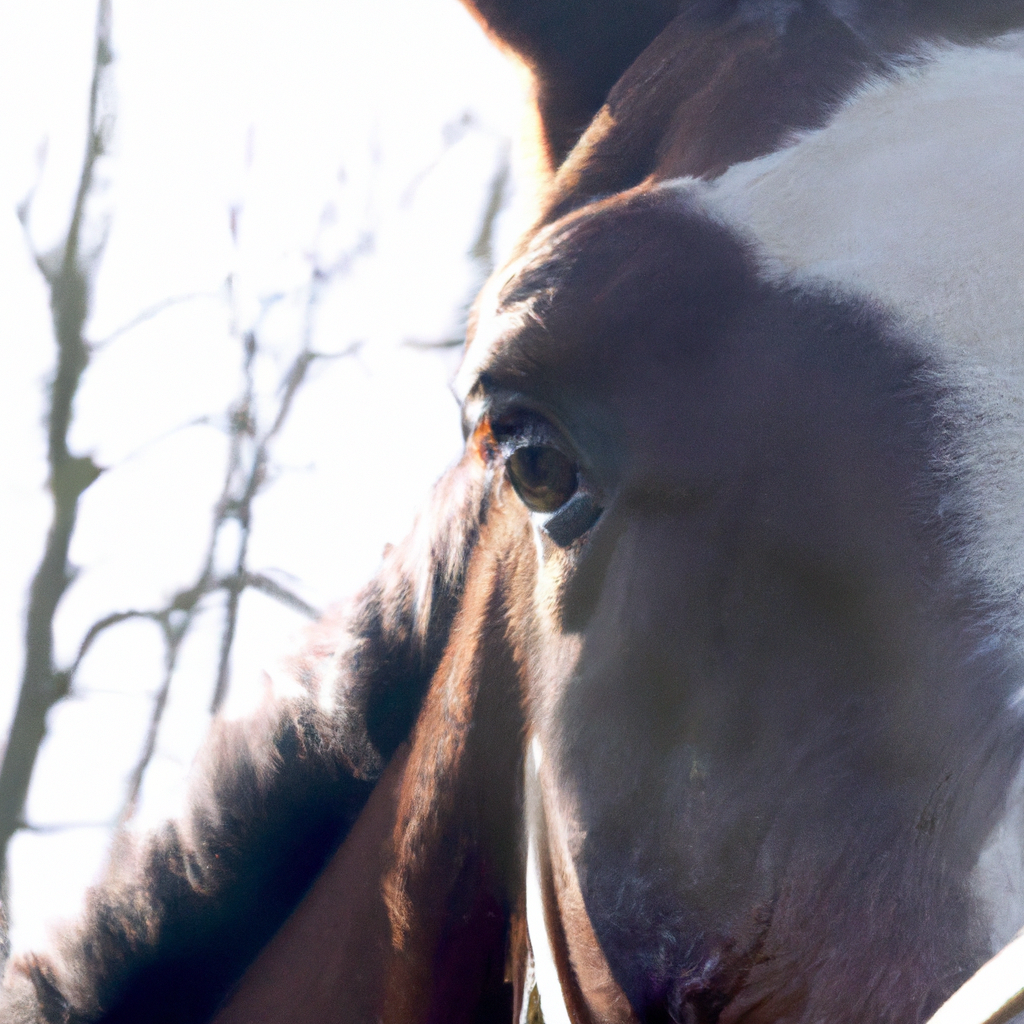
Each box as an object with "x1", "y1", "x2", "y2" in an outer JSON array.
[
  {"x1": 468, "y1": 146, "x2": 510, "y2": 272},
  {"x1": 204, "y1": 231, "x2": 371, "y2": 715},
  {"x1": 402, "y1": 337, "x2": 464, "y2": 350},
  {"x1": 115, "y1": 612, "x2": 186, "y2": 830},
  {"x1": 244, "y1": 573, "x2": 320, "y2": 619},
  {"x1": 20, "y1": 822, "x2": 115, "y2": 835},
  {"x1": 90, "y1": 291, "x2": 216, "y2": 349},
  {"x1": 401, "y1": 151, "x2": 511, "y2": 353}
]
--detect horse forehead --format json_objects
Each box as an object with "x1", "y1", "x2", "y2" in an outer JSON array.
[
  {"x1": 463, "y1": 33, "x2": 1024, "y2": 416},
  {"x1": 456, "y1": 189, "x2": 745, "y2": 409}
]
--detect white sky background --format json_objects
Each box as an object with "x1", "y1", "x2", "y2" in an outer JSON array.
[{"x1": 0, "y1": 0, "x2": 526, "y2": 953}]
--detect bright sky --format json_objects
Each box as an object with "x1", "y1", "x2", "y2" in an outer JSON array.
[{"x1": 0, "y1": 0, "x2": 526, "y2": 953}]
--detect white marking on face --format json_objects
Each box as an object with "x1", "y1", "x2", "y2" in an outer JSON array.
[
  {"x1": 700, "y1": 35, "x2": 1024, "y2": 361},
  {"x1": 679, "y1": 33, "x2": 1024, "y2": 614}
]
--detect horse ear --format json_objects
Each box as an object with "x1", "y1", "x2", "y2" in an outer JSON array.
[
  {"x1": 211, "y1": 513, "x2": 531, "y2": 1024},
  {"x1": 460, "y1": 0, "x2": 681, "y2": 169},
  {"x1": 379, "y1": 513, "x2": 529, "y2": 1022}
]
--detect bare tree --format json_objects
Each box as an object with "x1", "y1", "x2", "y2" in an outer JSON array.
[
  {"x1": 0, "y1": 0, "x2": 113, "y2": 915},
  {"x1": 0, "y1": 0, "x2": 516, "y2": 960}
]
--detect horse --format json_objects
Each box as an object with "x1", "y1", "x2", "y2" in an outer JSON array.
[{"x1": 6, "y1": 1, "x2": 1024, "y2": 1021}]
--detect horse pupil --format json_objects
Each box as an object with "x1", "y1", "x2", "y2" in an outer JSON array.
[{"x1": 508, "y1": 445, "x2": 577, "y2": 513}]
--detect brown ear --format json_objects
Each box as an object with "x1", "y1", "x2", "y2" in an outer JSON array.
[
  {"x1": 460, "y1": 0, "x2": 681, "y2": 170},
  {"x1": 380, "y1": 511, "x2": 529, "y2": 1022},
  {"x1": 212, "y1": 512, "x2": 532, "y2": 1024},
  {"x1": 209, "y1": 743, "x2": 414, "y2": 1024},
  {"x1": 543, "y1": 5, "x2": 871, "y2": 224}
]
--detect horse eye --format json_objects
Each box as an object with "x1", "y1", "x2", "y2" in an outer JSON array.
[{"x1": 506, "y1": 445, "x2": 578, "y2": 513}]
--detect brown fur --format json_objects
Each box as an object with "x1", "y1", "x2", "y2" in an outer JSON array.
[{"x1": 7, "y1": 2, "x2": 1024, "y2": 1022}]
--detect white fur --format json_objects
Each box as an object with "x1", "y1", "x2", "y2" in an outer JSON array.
[
  {"x1": 702, "y1": 35, "x2": 1024, "y2": 364},
  {"x1": 671, "y1": 34, "x2": 1024, "y2": 954}
]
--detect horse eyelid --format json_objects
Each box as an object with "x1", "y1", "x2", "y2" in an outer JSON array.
[{"x1": 539, "y1": 492, "x2": 604, "y2": 547}]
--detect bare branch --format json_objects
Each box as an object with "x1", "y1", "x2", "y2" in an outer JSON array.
[
  {"x1": 117, "y1": 226, "x2": 367, "y2": 779},
  {"x1": 263, "y1": 342, "x2": 360, "y2": 445},
  {"x1": 243, "y1": 573, "x2": 320, "y2": 619},
  {"x1": 15, "y1": 139, "x2": 49, "y2": 231},
  {"x1": 90, "y1": 291, "x2": 217, "y2": 349},
  {"x1": 20, "y1": 822, "x2": 115, "y2": 835},
  {"x1": 402, "y1": 152, "x2": 511, "y2": 353},
  {"x1": 399, "y1": 110, "x2": 478, "y2": 206},
  {"x1": 202, "y1": 232, "x2": 370, "y2": 716},
  {"x1": 211, "y1": 573, "x2": 243, "y2": 719},
  {"x1": 69, "y1": 609, "x2": 162, "y2": 676},
  {"x1": 468, "y1": 146, "x2": 510, "y2": 273},
  {"x1": 403, "y1": 337, "x2": 464, "y2": 350},
  {"x1": 0, "y1": 0, "x2": 114, "y2": 910},
  {"x1": 115, "y1": 621, "x2": 181, "y2": 831}
]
